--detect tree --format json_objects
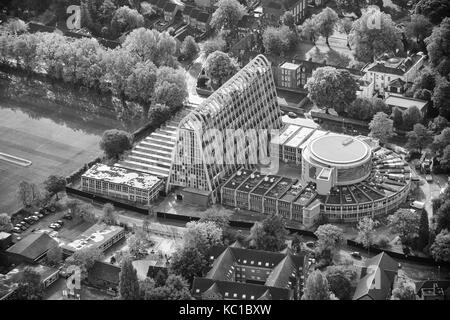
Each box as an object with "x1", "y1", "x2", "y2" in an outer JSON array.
[
  {"x1": 346, "y1": 98, "x2": 375, "y2": 121},
  {"x1": 428, "y1": 115, "x2": 449, "y2": 134},
  {"x1": 122, "y1": 28, "x2": 177, "y2": 67},
  {"x1": 143, "y1": 274, "x2": 192, "y2": 300},
  {"x1": 335, "y1": 0, "x2": 365, "y2": 15},
  {"x1": 282, "y1": 11, "x2": 295, "y2": 29},
  {"x1": 46, "y1": 245, "x2": 63, "y2": 265},
  {"x1": 204, "y1": 51, "x2": 239, "y2": 88},
  {"x1": 99, "y1": 129, "x2": 132, "y2": 160},
  {"x1": 125, "y1": 61, "x2": 157, "y2": 105},
  {"x1": 387, "y1": 209, "x2": 421, "y2": 246},
  {"x1": 17, "y1": 181, "x2": 39, "y2": 207},
  {"x1": 402, "y1": 106, "x2": 423, "y2": 130},
  {"x1": 414, "y1": 0, "x2": 450, "y2": 24},
  {"x1": 210, "y1": 0, "x2": 246, "y2": 31},
  {"x1": 12, "y1": 267, "x2": 43, "y2": 300},
  {"x1": 406, "y1": 14, "x2": 433, "y2": 44},
  {"x1": 414, "y1": 89, "x2": 432, "y2": 101},
  {"x1": 426, "y1": 18, "x2": 450, "y2": 77},
  {"x1": 170, "y1": 246, "x2": 209, "y2": 284},
  {"x1": 199, "y1": 207, "x2": 230, "y2": 230},
  {"x1": 339, "y1": 18, "x2": 354, "y2": 48},
  {"x1": 432, "y1": 128, "x2": 450, "y2": 156},
  {"x1": 314, "y1": 224, "x2": 345, "y2": 257},
  {"x1": 183, "y1": 221, "x2": 223, "y2": 254},
  {"x1": 110, "y1": 6, "x2": 144, "y2": 38},
  {"x1": 432, "y1": 80, "x2": 450, "y2": 120},
  {"x1": 326, "y1": 268, "x2": 353, "y2": 300},
  {"x1": 100, "y1": 203, "x2": 118, "y2": 225},
  {"x1": 119, "y1": 258, "x2": 140, "y2": 300},
  {"x1": 202, "y1": 36, "x2": 226, "y2": 57},
  {"x1": 417, "y1": 208, "x2": 430, "y2": 251},
  {"x1": 436, "y1": 200, "x2": 450, "y2": 233},
  {"x1": 406, "y1": 123, "x2": 433, "y2": 153},
  {"x1": 43, "y1": 175, "x2": 66, "y2": 200},
  {"x1": 350, "y1": 7, "x2": 402, "y2": 62},
  {"x1": 65, "y1": 247, "x2": 104, "y2": 279},
  {"x1": 369, "y1": 112, "x2": 395, "y2": 143},
  {"x1": 392, "y1": 107, "x2": 404, "y2": 128},
  {"x1": 0, "y1": 213, "x2": 13, "y2": 232},
  {"x1": 391, "y1": 279, "x2": 417, "y2": 300},
  {"x1": 301, "y1": 17, "x2": 320, "y2": 45},
  {"x1": 302, "y1": 270, "x2": 336, "y2": 300},
  {"x1": 180, "y1": 36, "x2": 199, "y2": 60},
  {"x1": 413, "y1": 67, "x2": 437, "y2": 92},
  {"x1": 305, "y1": 67, "x2": 358, "y2": 115},
  {"x1": 263, "y1": 26, "x2": 298, "y2": 55},
  {"x1": 153, "y1": 67, "x2": 188, "y2": 109},
  {"x1": 315, "y1": 8, "x2": 339, "y2": 46},
  {"x1": 357, "y1": 217, "x2": 379, "y2": 251},
  {"x1": 250, "y1": 215, "x2": 288, "y2": 252},
  {"x1": 431, "y1": 229, "x2": 450, "y2": 262}
]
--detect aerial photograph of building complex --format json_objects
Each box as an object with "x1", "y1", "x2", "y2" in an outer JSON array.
[{"x1": 0, "y1": 0, "x2": 450, "y2": 309}]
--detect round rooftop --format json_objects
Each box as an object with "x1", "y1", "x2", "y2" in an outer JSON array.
[{"x1": 310, "y1": 135, "x2": 369, "y2": 164}]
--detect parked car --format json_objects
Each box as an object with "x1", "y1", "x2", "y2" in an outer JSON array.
[
  {"x1": 18, "y1": 224, "x2": 27, "y2": 231},
  {"x1": 49, "y1": 223, "x2": 61, "y2": 230},
  {"x1": 351, "y1": 251, "x2": 362, "y2": 259},
  {"x1": 288, "y1": 111, "x2": 297, "y2": 118},
  {"x1": 425, "y1": 175, "x2": 433, "y2": 182},
  {"x1": 12, "y1": 227, "x2": 22, "y2": 234},
  {"x1": 30, "y1": 215, "x2": 40, "y2": 221},
  {"x1": 56, "y1": 220, "x2": 64, "y2": 226},
  {"x1": 62, "y1": 214, "x2": 73, "y2": 220},
  {"x1": 19, "y1": 221, "x2": 29, "y2": 227},
  {"x1": 24, "y1": 217, "x2": 36, "y2": 224}
]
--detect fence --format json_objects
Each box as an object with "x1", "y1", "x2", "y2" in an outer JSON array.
[
  {"x1": 65, "y1": 187, "x2": 148, "y2": 214},
  {"x1": 346, "y1": 239, "x2": 450, "y2": 268}
]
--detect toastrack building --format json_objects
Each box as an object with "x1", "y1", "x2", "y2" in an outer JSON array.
[
  {"x1": 221, "y1": 130, "x2": 412, "y2": 225},
  {"x1": 169, "y1": 54, "x2": 282, "y2": 204}
]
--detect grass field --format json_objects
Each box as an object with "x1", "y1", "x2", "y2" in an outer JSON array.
[{"x1": 0, "y1": 99, "x2": 123, "y2": 214}]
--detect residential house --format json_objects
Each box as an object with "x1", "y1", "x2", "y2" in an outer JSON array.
[
  {"x1": 87, "y1": 261, "x2": 121, "y2": 294},
  {"x1": 0, "y1": 263, "x2": 59, "y2": 299},
  {"x1": 194, "y1": 0, "x2": 218, "y2": 12},
  {"x1": 192, "y1": 245, "x2": 307, "y2": 300},
  {"x1": 362, "y1": 52, "x2": 426, "y2": 97},
  {"x1": 353, "y1": 252, "x2": 399, "y2": 300},
  {"x1": 182, "y1": 6, "x2": 211, "y2": 32},
  {"x1": 6, "y1": 232, "x2": 58, "y2": 265},
  {"x1": 132, "y1": 259, "x2": 170, "y2": 281},
  {"x1": 163, "y1": 2, "x2": 182, "y2": 22},
  {"x1": 384, "y1": 95, "x2": 429, "y2": 117},
  {"x1": 272, "y1": 58, "x2": 365, "y2": 94},
  {"x1": 415, "y1": 280, "x2": 450, "y2": 300},
  {"x1": 262, "y1": 0, "x2": 307, "y2": 24}
]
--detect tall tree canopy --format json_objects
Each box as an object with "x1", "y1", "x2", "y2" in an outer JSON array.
[
  {"x1": 350, "y1": 7, "x2": 402, "y2": 62},
  {"x1": 305, "y1": 66, "x2": 358, "y2": 114},
  {"x1": 210, "y1": 0, "x2": 247, "y2": 30}
]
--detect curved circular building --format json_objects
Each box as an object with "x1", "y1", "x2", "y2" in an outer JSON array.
[
  {"x1": 301, "y1": 134, "x2": 411, "y2": 222},
  {"x1": 303, "y1": 135, "x2": 372, "y2": 186}
]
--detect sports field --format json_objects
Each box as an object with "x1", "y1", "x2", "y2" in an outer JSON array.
[{"x1": 0, "y1": 98, "x2": 134, "y2": 214}]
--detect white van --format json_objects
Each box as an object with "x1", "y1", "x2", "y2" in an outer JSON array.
[{"x1": 410, "y1": 201, "x2": 425, "y2": 210}]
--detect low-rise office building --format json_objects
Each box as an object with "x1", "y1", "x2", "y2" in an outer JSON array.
[
  {"x1": 61, "y1": 223, "x2": 126, "y2": 257},
  {"x1": 81, "y1": 163, "x2": 164, "y2": 206}
]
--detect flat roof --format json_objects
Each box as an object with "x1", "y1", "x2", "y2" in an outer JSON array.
[
  {"x1": 83, "y1": 163, "x2": 161, "y2": 190},
  {"x1": 271, "y1": 125, "x2": 301, "y2": 145},
  {"x1": 310, "y1": 135, "x2": 369, "y2": 164},
  {"x1": 384, "y1": 95, "x2": 427, "y2": 111},
  {"x1": 281, "y1": 115, "x2": 319, "y2": 129},
  {"x1": 284, "y1": 127, "x2": 314, "y2": 148},
  {"x1": 280, "y1": 62, "x2": 300, "y2": 70},
  {"x1": 61, "y1": 223, "x2": 124, "y2": 253},
  {"x1": 298, "y1": 129, "x2": 328, "y2": 150}
]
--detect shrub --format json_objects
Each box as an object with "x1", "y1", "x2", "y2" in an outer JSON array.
[{"x1": 376, "y1": 235, "x2": 391, "y2": 248}]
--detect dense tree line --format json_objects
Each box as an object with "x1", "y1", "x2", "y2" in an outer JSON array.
[{"x1": 0, "y1": 27, "x2": 188, "y2": 118}]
